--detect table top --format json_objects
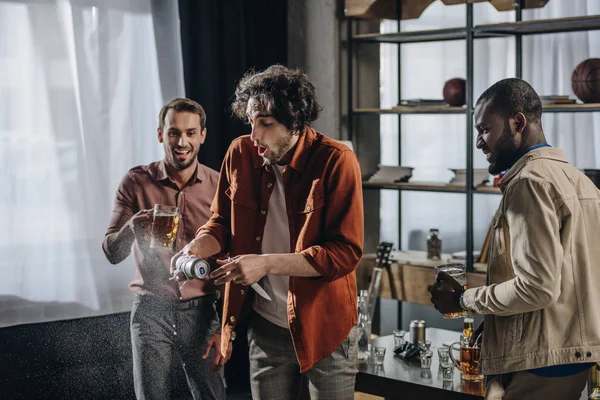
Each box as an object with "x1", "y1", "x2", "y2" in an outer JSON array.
[{"x1": 356, "y1": 328, "x2": 485, "y2": 399}]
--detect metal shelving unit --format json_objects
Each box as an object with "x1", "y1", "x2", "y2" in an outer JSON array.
[{"x1": 346, "y1": 0, "x2": 600, "y2": 272}]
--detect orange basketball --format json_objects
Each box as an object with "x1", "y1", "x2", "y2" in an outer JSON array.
[
  {"x1": 443, "y1": 78, "x2": 466, "y2": 106},
  {"x1": 571, "y1": 58, "x2": 600, "y2": 103}
]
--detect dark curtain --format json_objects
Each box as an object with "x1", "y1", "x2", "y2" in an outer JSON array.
[
  {"x1": 179, "y1": 0, "x2": 288, "y2": 172},
  {"x1": 178, "y1": 0, "x2": 287, "y2": 393}
]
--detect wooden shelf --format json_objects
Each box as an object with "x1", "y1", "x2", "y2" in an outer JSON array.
[
  {"x1": 351, "y1": 16, "x2": 600, "y2": 45},
  {"x1": 474, "y1": 15, "x2": 600, "y2": 36},
  {"x1": 354, "y1": 106, "x2": 466, "y2": 115},
  {"x1": 353, "y1": 27, "x2": 467, "y2": 44},
  {"x1": 542, "y1": 103, "x2": 600, "y2": 113},
  {"x1": 363, "y1": 180, "x2": 501, "y2": 194}
]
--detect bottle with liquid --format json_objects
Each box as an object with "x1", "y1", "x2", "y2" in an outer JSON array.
[
  {"x1": 463, "y1": 315, "x2": 474, "y2": 339},
  {"x1": 427, "y1": 229, "x2": 442, "y2": 260},
  {"x1": 590, "y1": 363, "x2": 600, "y2": 399},
  {"x1": 356, "y1": 290, "x2": 371, "y2": 360}
]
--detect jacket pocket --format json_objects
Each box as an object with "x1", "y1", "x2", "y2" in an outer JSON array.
[
  {"x1": 488, "y1": 212, "x2": 507, "y2": 260},
  {"x1": 225, "y1": 185, "x2": 257, "y2": 210}
]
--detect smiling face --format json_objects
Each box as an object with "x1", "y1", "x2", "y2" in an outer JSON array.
[
  {"x1": 158, "y1": 109, "x2": 206, "y2": 171},
  {"x1": 246, "y1": 97, "x2": 299, "y2": 165},
  {"x1": 475, "y1": 101, "x2": 520, "y2": 175}
]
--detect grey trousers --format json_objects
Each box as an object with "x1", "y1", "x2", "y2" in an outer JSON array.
[
  {"x1": 485, "y1": 369, "x2": 589, "y2": 400},
  {"x1": 248, "y1": 311, "x2": 358, "y2": 400},
  {"x1": 130, "y1": 294, "x2": 225, "y2": 400}
]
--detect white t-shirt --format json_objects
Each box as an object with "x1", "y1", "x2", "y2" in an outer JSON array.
[{"x1": 252, "y1": 164, "x2": 291, "y2": 328}]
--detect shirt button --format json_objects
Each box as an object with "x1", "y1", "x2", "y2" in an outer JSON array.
[
  {"x1": 267, "y1": 182, "x2": 273, "y2": 189},
  {"x1": 261, "y1": 210, "x2": 266, "y2": 215},
  {"x1": 230, "y1": 316, "x2": 236, "y2": 323},
  {"x1": 575, "y1": 351, "x2": 582, "y2": 358},
  {"x1": 240, "y1": 289, "x2": 245, "y2": 295},
  {"x1": 173, "y1": 331, "x2": 177, "y2": 336},
  {"x1": 306, "y1": 205, "x2": 312, "y2": 212},
  {"x1": 587, "y1": 352, "x2": 592, "y2": 357},
  {"x1": 231, "y1": 331, "x2": 237, "y2": 341},
  {"x1": 256, "y1": 236, "x2": 261, "y2": 241}
]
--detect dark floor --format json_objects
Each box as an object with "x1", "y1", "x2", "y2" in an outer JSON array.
[{"x1": 226, "y1": 388, "x2": 252, "y2": 399}]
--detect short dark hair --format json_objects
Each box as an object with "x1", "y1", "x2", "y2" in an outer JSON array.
[
  {"x1": 158, "y1": 98, "x2": 206, "y2": 131},
  {"x1": 231, "y1": 65, "x2": 322, "y2": 132},
  {"x1": 476, "y1": 78, "x2": 542, "y2": 125}
]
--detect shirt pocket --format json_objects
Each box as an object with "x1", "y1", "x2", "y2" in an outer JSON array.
[
  {"x1": 297, "y1": 193, "x2": 325, "y2": 214},
  {"x1": 225, "y1": 184, "x2": 257, "y2": 210}
]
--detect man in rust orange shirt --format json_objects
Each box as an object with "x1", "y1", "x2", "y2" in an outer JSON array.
[
  {"x1": 103, "y1": 98, "x2": 226, "y2": 400},
  {"x1": 172, "y1": 65, "x2": 364, "y2": 399}
]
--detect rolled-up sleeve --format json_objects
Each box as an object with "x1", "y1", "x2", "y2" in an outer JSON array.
[
  {"x1": 301, "y1": 150, "x2": 364, "y2": 281},
  {"x1": 462, "y1": 179, "x2": 563, "y2": 316}
]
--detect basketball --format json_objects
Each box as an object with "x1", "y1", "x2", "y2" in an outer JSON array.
[
  {"x1": 571, "y1": 58, "x2": 600, "y2": 103},
  {"x1": 443, "y1": 78, "x2": 466, "y2": 106}
]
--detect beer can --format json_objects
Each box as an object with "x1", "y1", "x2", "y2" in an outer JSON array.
[
  {"x1": 176, "y1": 255, "x2": 210, "y2": 280},
  {"x1": 410, "y1": 320, "x2": 426, "y2": 345}
]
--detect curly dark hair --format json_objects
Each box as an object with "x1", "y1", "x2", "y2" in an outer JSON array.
[{"x1": 231, "y1": 65, "x2": 322, "y2": 132}]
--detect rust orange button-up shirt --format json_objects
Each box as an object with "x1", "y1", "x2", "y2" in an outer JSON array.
[{"x1": 197, "y1": 127, "x2": 364, "y2": 372}]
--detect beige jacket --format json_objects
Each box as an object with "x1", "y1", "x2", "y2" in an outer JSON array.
[{"x1": 462, "y1": 147, "x2": 600, "y2": 375}]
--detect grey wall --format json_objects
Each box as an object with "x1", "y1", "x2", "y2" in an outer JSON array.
[{"x1": 288, "y1": 0, "x2": 340, "y2": 138}]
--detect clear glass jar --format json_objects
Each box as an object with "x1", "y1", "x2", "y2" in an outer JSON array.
[{"x1": 427, "y1": 228, "x2": 442, "y2": 260}]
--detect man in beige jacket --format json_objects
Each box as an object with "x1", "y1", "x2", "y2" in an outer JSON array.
[{"x1": 431, "y1": 78, "x2": 600, "y2": 400}]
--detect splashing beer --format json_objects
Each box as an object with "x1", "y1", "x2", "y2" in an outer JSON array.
[
  {"x1": 150, "y1": 205, "x2": 180, "y2": 249},
  {"x1": 435, "y1": 263, "x2": 468, "y2": 319}
]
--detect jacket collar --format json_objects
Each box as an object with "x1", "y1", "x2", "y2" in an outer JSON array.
[{"x1": 499, "y1": 147, "x2": 568, "y2": 190}]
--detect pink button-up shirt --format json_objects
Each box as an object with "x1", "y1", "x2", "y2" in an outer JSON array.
[{"x1": 103, "y1": 160, "x2": 219, "y2": 300}]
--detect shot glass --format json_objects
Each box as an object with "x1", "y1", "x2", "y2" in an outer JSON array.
[
  {"x1": 441, "y1": 362, "x2": 455, "y2": 381},
  {"x1": 372, "y1": 346, "x2": 386, "y2": 365},
  {"x1": 393, "y1": 329, "x2": 406, "y2": 349},
  {"x1": 437, "y1": 347, "x2": 450, "y2": 366},
  {"x1": 420, "y1": 349, "x2": 433, "y2": 369}
]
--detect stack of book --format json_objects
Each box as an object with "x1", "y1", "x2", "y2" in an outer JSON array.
[
  {"x1": 540, "y1": 95, "x2": 576, "y2": 105},
  {"x1": 448, "y1": 168, "x2": 490, "y2": 186},
  {"x1": 368, "y1": 165, "x2": 414, "y2": 183}
]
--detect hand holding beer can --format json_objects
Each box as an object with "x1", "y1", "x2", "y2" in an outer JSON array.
[
  {"x1": 175, "y1": 255, "x2": 211, "y2": 280},
  {"x1": 150, "y1": 204, "x2": 180, "y2": 249}
]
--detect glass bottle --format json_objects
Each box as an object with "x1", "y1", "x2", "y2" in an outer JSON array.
[
  {"x1": 427, "y1": 229, "x2": 442, "y2": 260},
  {"x1": 463, "y1": 315, "x2": 474, "y2": 339},
  {"x1": 590, "y1": 363, "x2": 600, "y2": 399},
  {"x1": 356, "y1": 290, "x2": 371, "y2": 360}
]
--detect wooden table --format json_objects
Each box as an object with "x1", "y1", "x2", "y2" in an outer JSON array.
[{"x1": 356, "y1": 328, "x2": 485, "y2": 399}]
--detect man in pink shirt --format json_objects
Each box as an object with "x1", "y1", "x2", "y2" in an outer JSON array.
[{"x1": 103, "y1": 98, "x2": 227, "y2": 400}]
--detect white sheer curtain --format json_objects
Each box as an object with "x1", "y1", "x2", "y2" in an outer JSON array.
[
  {"x1": 380, "y1": 0, "x2": 600, "y2": 252},
  {"x1": 0, "y1": 0, "x2": 184, "y2": 327}
]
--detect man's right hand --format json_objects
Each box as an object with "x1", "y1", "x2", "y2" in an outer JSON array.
[
  {"x1": 470, "y1": 320, "x2": 484, "y2": 347},
  {"x1": 128, "y1": 209, "x2": 154, "y2": 246},
  {"x1": 169, "y1": 238, "x2": 202, "y2": 281}
]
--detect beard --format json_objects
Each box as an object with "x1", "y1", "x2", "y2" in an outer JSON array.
[
  {"x1": 167, "y1": 147, "x2": 198, "y2": 170},
  {"x1": 261, "y1": 135, "x2": 295, "y2": 165},
  {"x1": 488, "y1": 122, "x2": 518, "y2": 175}
]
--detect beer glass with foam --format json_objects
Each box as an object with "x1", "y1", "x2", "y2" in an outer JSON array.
[
  {"x1": 448, "y1": 334, "x2": 484, "y2": 381},
  {"x1": 435, "y1": 262, "x2": 468, "y2": 319},
  {"x1": 150, "y1": 204, "x2": 180, "y2": 249}
]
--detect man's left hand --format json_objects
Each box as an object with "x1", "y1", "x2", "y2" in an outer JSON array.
[
  {"x1": 430, "y1": 270, "x2": 465, "y2": 314},
  {"x1": 203, "y1": 333, "x2": 231, "y2": 370},
  {"x1": 210, "y1": 255, "x2": 270, "y2": 286}
]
